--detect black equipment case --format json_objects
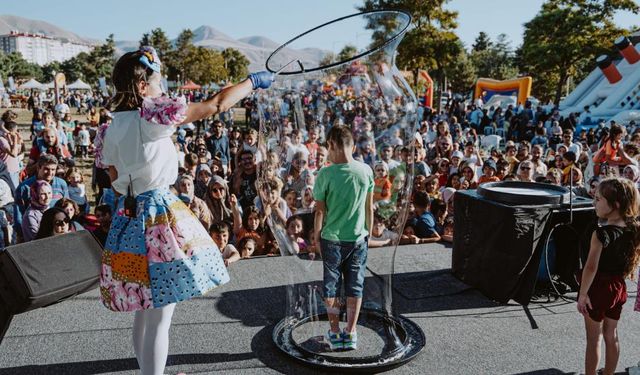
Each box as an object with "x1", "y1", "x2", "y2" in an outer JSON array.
[{"x1": 0, "y1": 230, "x2": 102, "y2": 314}]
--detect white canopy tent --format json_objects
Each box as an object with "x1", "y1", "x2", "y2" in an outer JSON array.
[
  {"x1": 66, "y1": 79, "x2": 92, "y2": 90},
  {"x1": 43, "y1": 81, "x2": 55, "y2": 89},
  {"x1": 18, "y1": 79, "x2": 44, "y2": 90}
]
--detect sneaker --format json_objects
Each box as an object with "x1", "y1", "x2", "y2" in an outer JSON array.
[
  {"x1": 325, "y1": 330, "x2": 342, "y2": 350},
  {"x1": 341, "y1": 330, "x2": 358, "y2": 350}
]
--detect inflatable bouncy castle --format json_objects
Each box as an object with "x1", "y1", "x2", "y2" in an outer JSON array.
[
  {"x1": 402, "y1": 69, "x2": 434, "y2": 108},
  {"x1": 560, "y1": 33, "x2": 640, "y2": 124},
  {"x1": 474, "y1": 77, "x2": 533, "y2": 106}
]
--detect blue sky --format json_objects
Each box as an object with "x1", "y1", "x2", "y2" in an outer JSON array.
[{"x1": 2, "y1": 0, "x2": 638, "y2": 49}]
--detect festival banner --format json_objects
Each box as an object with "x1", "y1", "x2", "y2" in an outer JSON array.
[{"x1": 98, "y1": 77, "x2": 108, "y2": 96}]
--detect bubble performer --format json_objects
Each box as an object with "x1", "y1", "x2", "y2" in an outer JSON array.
[{"x1": 99, "y1": 46, "x2": 273, "y2": 375}]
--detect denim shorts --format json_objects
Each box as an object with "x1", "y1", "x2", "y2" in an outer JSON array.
[{"x1": 320, "y1": 237, "x2": 368, "y2": 298}]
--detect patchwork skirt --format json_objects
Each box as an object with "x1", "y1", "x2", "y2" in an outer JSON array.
[{"x1": 100, "y1": 188, "x2": 230, "y2": 312}]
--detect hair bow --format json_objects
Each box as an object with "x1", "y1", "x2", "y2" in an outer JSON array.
[{"x1": 139, "y1": 46, "x2": 161, "y2": 73}]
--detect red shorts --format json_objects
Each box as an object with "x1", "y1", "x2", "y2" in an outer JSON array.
[{"x1": 585, "y1": 272, "x2": 627, "y2": 322}]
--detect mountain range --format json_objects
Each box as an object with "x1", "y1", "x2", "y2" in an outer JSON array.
[{"x1": 0, "y1": 15, "x2": 327, "y2": 72}]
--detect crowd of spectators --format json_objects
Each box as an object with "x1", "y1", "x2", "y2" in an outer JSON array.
[{"x1": 1, "y1": 81, "x2": 639, "y2": 268}]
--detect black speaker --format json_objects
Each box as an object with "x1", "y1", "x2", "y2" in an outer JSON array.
[
  {"x1": 0, "y1": 230, "x2": 102, "y2": 315},
  {"x1": 452, "y1": 187, "x2": 594, "y2": 305}
]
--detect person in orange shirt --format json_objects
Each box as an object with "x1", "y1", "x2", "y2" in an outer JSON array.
[
  {"x1": 477, "y1": 159, "x2": 500, "y2": 185},
  {"x1": 373, "y1": 161, "x2": 392, "y2": 204}
]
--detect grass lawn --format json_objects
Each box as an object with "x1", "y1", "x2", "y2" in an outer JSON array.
[{"x1": 13, "y1": 108, "x2": 98, "y2": 208}]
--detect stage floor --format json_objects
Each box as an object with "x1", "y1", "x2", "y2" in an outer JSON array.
[{"x1": 0, "y1": 243, "x2": 638, "y2": 375}]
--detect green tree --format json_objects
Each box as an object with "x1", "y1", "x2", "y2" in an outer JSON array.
[
  {"x1": 139, "y1": 33, "x2": 152, "y2": 48},
  {"x1": 41, "y1": 61, "x2": 62, "y2": 82},
  {"x1": 0, "y1": 51, "x2": 43, "y2": 80},
  {"x1": 166, "y1": 29, "x2": 195, "y2": 81},
  {"x1": 59, "y1": 52, "x2": 90, "y2": 82},
  {"x1": 337, "y1": 44, "x2": 358, "y2": 61},
  {"x1": 222, "y1": 48, "x2": 250, "y2": 82},
  {"x1": 445, "y1": 48, "x2": 477, "y2": 94},
  {"x1": 520, "y1": 0, "x2": 639, "y2": 104},
  {"x1": 183, "y1": 47, "x2": 227, "y2": 84},
  {"x1": 470, "y1": 33, "x2": 519, "y2": 80},
  {"x1": 87, "y1": 34, "x2": 116, "y2": 84},
  {"x1": 358, "y1": 0, "x2": 462, "y2": 99},
  {"x1": 471, "y1": 31, "x2": 492, "y2": 52},
  {"x1": 319, "y1": 52, "x2": 335, "y2": 66}
]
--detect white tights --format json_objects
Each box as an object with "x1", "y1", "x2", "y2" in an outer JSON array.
[{"x1": 133, "y1": 303, "x2": 176, "y2": 375}]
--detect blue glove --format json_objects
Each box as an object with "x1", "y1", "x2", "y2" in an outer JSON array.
[{"x1": 248, "y1": 71, "x2": 275, "y2": 90}]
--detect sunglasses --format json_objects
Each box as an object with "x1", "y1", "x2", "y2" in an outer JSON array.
[
  {"x1": 521, "y1": 167, "x2": 531, "y2": 170},
  {"x1": 211, "y1": 187, "x2": 225, "y2": 193},
  {"x1": 241, "y1": 157, "x2": 253, "y2": 162},
  {"x1": 54, "y1": 218, "x2": 70, "y2": 227}
]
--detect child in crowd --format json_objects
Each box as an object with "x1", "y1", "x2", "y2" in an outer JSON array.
[
  {"x1": 459, "y1": 163, "x2": 478, "y2": 189},
  {"x1": 430, "y1": 198, "x2": 452, "y2": 243},
  {"x1": 77, "y1": 123, "x2": 91, "y2": 158},
  {"x1": 369, "y1": 214, "x2": 399, "y2": 248},
  {"x1": 209, "y1": 222, "x2": 240, "y2": 266},
  {"x1": 305, "y1": 127, "x2": 320, "y2": 171},
  {"x1": 373, "y1": 161, "x2": 392, "y2": 204},
  {"x1": 257, "y1": 177, "x2": 291, "y2": 226},
  {"x1": 424, "y1": 175, "x2": 440, "y2": 200},
  {"x1": 313, "y1": 125, "x2": 373, "y2": 351},
  {"x1": 401, "y1": 223, "x2": 420, "y2": 244},
  {"x1": 237, "y1": 237, "x2": 257, "y2": 259},
  {"x1": 231, "y1": 198, "x2": 264, "y2": 254},
  {"x1": 284, "y1": 189, "x2": 298, "y2": 215},
  {"x1": 436, "y1": 158, "x2": 450, "y2": 187},
  {"x1": 592, "y1": 123, "x2": 624, "y2": 175},
  {"x1": 285, "y1": 215, "x2": 307, "y2": 254},
  {"x1": 243, "y1": 128, "x2": 260, "y2": 161},
  {"x1": 286, "y1": 129, "x2": 310, "y2": 163},
  {"x1": 296, "y1": 185, "x2": 316, "y2": 215},
  {"x1": 577, "y1": 177, "x2": 640, "y2": 375},
  {"x1": 477, "y1": 159, "x2": 500, "y2": 185},
  {"x1": 409, "y1": 191, "x2": 441, "y2": 243},
  {"x1": 65, "y1": 167, "x2": 88, "y2": 214}
]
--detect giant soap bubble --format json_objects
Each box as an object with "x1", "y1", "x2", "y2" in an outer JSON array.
[{"x1": 255, "y1": 10, "x2": 424, "y2": 371}]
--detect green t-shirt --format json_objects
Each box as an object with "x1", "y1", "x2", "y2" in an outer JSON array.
[{"x1": 313, "y1": 160, "x2": 374, "y2": 242}]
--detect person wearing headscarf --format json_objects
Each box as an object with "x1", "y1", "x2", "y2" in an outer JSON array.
[
  {"x1": 21, "y1": 180, "x2": 52, "y2": 242},
  {"x1": 204, "y1": 175, "x2": 234, "y2": 227},
  {"x1": 177, "y1": 174, "x2": 213, "y2": 230},
  {"x1": 194, "y1": 164, "x2": 213, "y2": 199},
  {"x1": 459, "y1": 162, "x2": 478, "y2": 189},
  {"x1": 622, "y1": 164, "x2": 640, "y2": 189}
]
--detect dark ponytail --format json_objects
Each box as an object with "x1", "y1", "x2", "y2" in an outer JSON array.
[{"x1": 108, "y1": 51, "x2": 155, "y2": 112}]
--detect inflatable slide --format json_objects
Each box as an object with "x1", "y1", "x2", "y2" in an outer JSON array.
[{"x1": 560, "y1": 33, "x2": 640, "y2": 124}]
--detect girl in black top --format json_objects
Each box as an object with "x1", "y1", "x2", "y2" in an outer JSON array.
[{"x1": 577, "y1": 177, "x2": 640, "y2": 375}]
